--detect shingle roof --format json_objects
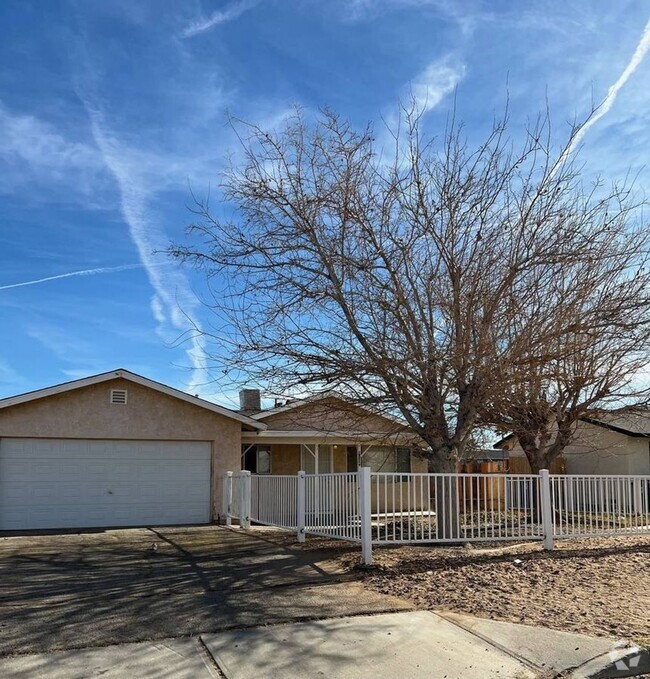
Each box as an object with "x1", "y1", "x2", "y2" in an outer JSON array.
[{"x1": 582, "y1": 410, "x2": 650, "y2": 437}]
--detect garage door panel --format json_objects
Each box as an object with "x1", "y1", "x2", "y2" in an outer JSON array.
[{"x1": 0, "y1": 439, "x2": 212, "y2": 530}]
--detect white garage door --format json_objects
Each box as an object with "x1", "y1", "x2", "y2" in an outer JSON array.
[{"x1": 0, "y1": 438, "x2": 212, "y2": 530}]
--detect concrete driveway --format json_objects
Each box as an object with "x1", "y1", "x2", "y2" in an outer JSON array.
[{"x1": 0, "y1": 526, "x2": 410, "y2": 656}]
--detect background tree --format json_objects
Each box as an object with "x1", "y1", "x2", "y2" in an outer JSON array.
[
  {"x1": 171, "y1": 105, "x2": 650, "y2": 473},
  {"x1": 482, "y1": 201, "x2": 650, "y2": 472}
]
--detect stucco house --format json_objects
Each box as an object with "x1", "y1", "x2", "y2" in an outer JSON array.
[
  {"x1": 495, "y1": 412, "x2": 650, "y2": 475},
  {"x1": 0, "y1": 369, "x2": 425, "y2": 531}
]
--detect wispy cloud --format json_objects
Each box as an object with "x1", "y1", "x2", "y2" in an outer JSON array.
[
  {"x1": 409, "y1": 56, "x2": 466, "y2": 113},
  {"x1": 0, "y1": 360, "x2": 26, "y2": 391},
  {"x1": 83, "y1": 101, "x2": 208, "y2": 392},
  {"x1": 0, "y1": 102, "x2": 107, "y2": 202},
  {"x1": 181, "y1": 0, "x2": 259, "y2": 38},
  {"x1": 0, "y1": 264, "x2": 142, "y2": 291},
  {"x1": 27, "y1": 324, "x2": 95, "y2": 363},
  {"x1": 564, "y1": 17, "x2": 650, "y2": 157},
  {"x1": 345, "y1": 0, "x2": 480, "y2": 35},
  {"x1": 377, "y1": 54, "x2": 465, "y2": 156}
]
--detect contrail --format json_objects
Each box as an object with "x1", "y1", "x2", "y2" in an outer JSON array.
[
  {"x1": 83, "y1": 101, "x2": 209, "y2": 392},
  {"x1": 0, "y1": 264, "x2": 142, "y2": 291},
  {"x1": 564, "y1": 18, "x2": 650, "y2": 158}
]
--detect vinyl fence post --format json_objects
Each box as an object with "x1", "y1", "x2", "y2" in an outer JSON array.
[
  {"x1": 359, "y1": 466, "x2": 373, "y2": 565},
  {"x1": 240, "y1": 470, "x2": 252, "y2": 529},
  {"x1": 540, "y1": 469, "x2": 554, "y2": 550},
  {"x1": 297, "y1": 470, "x2": 306, "y2": 543},
  {"x1": 223, "y1": 471, "x2": 233, "y2": 526},
  {"x1": 632, "y1": 478, "x2": 643, "y2": 516}
]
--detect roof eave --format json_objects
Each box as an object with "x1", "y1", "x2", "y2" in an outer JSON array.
[{"x1": 0, "y1": 369, "x2": 267, "y2": 430}]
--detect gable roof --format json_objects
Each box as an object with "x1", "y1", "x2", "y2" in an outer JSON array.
[
  {"x1": 251, "y1": 391, "x2": 408, "y2": 427},
  {"x1": 0, "y1": 369, "x2": 266, "y2": 430},
  {"x1": 494, "y1": 409, "x2": 650, "y2": 448}
]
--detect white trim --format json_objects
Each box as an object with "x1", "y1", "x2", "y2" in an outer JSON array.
[{"x1": 0, "y1": 369, "x2": 266, "y2": 430}]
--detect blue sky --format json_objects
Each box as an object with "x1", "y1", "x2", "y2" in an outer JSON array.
[{"x1": 1, "y1": 0, "x2": 650, "y2": 407}]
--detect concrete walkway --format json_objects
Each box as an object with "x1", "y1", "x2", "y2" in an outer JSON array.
[{"x1": 1, "y1": 611, "x2": 646, "y2": 679}]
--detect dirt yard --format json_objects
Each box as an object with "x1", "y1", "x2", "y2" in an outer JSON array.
[{"x1": 263, "y1": 531, "x2": 650, "y2": 647}]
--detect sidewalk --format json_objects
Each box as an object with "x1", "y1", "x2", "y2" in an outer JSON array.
[{"x1": 1, "y1": 610, "x2": 647, "y2": 679}]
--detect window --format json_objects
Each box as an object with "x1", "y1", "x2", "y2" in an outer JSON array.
[
  {"x1": 396, "y1": 448, "x2": 411, "y2": 473},
  {"x1": 242, "y1": 445, "x2": 271, "y2": 474},
  {"x1": 110, "y1": 389, "x2": 128, "y2": 404},
  {"x1": 300, "y1": 444, "x2": 332, "y2": 474},
  {"x1": 360, "y1": 446, "x2": 411, "y2": 473},
  {"x1": 257, "y1": 448, "x2": 271, "y2": 474}
]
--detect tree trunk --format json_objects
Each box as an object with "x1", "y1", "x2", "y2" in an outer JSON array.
[
  {"x1": 428, "y1": 449, "x2": 461, "y2": 541},
  {"x1": 520, "y1": 444, "x2": 544, "y2": 523}
]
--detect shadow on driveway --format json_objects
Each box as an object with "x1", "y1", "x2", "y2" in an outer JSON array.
[{"x1": 0, "y1": 526, "x2": 410, "y2": 656}]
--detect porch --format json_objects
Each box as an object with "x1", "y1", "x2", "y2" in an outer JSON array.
[{"x1": 240, "y1": 434, "x2": 429, "y2": 512}]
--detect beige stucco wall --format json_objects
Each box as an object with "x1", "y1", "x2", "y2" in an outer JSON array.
[
  {"x1": 270, "y1": 444, "x2": 301, "y2": 474},
  {"x1": 0, "y1": 378, "x2": 243, "y2": 521},
  {"x1": 410, "y1": 454, "x2": 428, "y2": 473},
  {"x1": 267, "y1": 444, "x2": 351, "y2": 474},
  {"x1": 332, "y1": 445, "x2": 348, "y2": 472},
  {"x1": 267, "y1": 443, "x2": 428, "y2": 475},
  {"x1": 504, "y1": 420, "x2": 650, "y2": 475}
]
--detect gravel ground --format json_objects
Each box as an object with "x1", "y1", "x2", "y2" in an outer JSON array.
[{"x1": 262, "y1": 530, "x2": 650, "y2": 647}]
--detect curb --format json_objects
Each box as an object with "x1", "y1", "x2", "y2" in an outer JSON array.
[{"x1": 568, "y1": 646, "x2": 650, "y2": 678}]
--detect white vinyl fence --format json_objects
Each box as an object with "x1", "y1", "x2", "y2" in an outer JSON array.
[
  {"x1": 550, "y1": 475, "x2": 650, "y2": 538},
  {"x1": 250, "y1": 474, "x2": 298, "y2": 531},
  {"x1": 223, "y1": 471, "x2": 249, "y2": 528},
  {"x1": 223, "y1": 468, "x2": 650, "y2": 565},
  {"x1": 369, "y1": 472, "x2": 545, "y2": 544}
]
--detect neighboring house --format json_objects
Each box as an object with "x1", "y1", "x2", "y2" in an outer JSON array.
[
  {"x1": 0, "y1": 369, "x2": 426, "y2": 532},
  {"x1": 495, "y1": 412, "x2": 650, "y2": 475},
  {"x1": 239, "y1": 389, "x2": 427, "y2": 478}
]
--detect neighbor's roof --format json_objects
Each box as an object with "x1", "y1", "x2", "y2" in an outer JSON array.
[
  {"x1": 582, "y1": 411, "x2": 650, "y2": 437},
  {"x1": 0, "y1": 369, "x2": 266, "y2": 430},
  {"x1": 494, "y1": 409, "x2": 650, "y2": 448}
]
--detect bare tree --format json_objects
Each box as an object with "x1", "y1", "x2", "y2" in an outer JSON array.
[{"x1": 170, "y1": 105, "x2": 650, "y2": 474}]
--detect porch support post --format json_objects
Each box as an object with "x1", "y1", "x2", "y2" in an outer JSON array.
[
  {"x1": 315, "y1": 443, "x2": 319, "y2": 475},
  {"x1": 356, "y1": 443, "x2": 362, "y2": 470}
]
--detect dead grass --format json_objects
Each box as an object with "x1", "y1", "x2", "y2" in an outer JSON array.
[{"x1": 260, "y1": 529, "x2": 650, "y2": 647}]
